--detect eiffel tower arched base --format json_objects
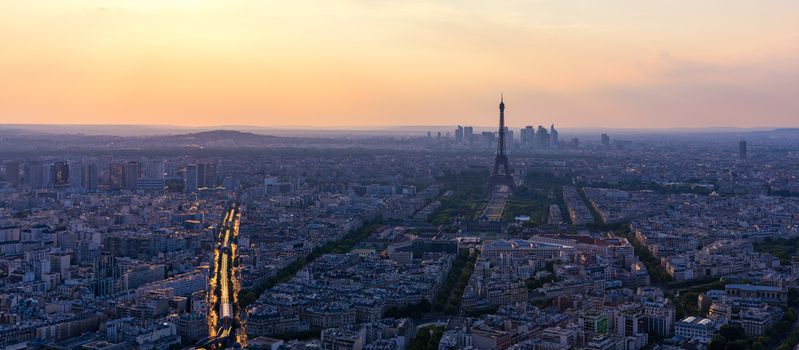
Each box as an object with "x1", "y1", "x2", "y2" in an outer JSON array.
[{"x1": 488, "y1": 174, "x2": 515, "y2": 190}]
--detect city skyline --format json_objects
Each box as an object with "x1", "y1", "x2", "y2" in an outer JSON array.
[
  {"x1": 4, "y1": 97, "x2": 799, "y2": 349},
  {"x1": 6, "y1": 3, "x2": 799, "y2": 348},
  {"x1": 2, "y1": 1, "x2": 799, "y2": 128}
]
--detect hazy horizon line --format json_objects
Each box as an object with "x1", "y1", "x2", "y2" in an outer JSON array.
[{"x1": 0, "y1": 123, "x2": 792, "y2": 132}]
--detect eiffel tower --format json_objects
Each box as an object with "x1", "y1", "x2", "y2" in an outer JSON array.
[{"x1": 491, "y1": 94, "x2": 513, "y2": 187}]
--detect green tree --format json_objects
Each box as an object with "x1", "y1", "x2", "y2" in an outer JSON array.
[
  {"x1": 719, "y1": 324, "x2": 746, "y2": 342},
  {"x1": 707, "y1": 336, "x2": 726, "y2": 350}
]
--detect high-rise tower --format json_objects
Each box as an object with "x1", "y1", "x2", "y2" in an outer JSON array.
[
  {"x1": 83, "y1": 163, "x2": 98, "y2": 192},
  {"x1": 109, "y1": 162, "x2": 125, "y2": 190},
  {"x1": 492, "y1": 95, "x2": 512, "y2": 181},
  {"x1": 123, "y1": 161, "x2": 139, "y2": 191},
  {"x1": 53, "y1": 161, "x2": 69, "y2": 188},
  {"x1": 739, "y1": 140, "x2": 747, "y2": 160},
  {"x1": 4, "y1": 162, "x2": 20, "y2": 186}
]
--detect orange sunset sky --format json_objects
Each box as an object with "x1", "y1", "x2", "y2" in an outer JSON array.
[{"x1": 1, "y1": 1, "x2": 798, "y2": 128}]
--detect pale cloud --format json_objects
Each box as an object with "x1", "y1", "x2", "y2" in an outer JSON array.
[{"x1": 501, "y1": 49, "x2": 799, "y2": 128}]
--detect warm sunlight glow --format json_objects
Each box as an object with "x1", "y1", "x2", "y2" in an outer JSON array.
[{"x1": 1, "y1": 0, "x2": 798, "y2": 128}]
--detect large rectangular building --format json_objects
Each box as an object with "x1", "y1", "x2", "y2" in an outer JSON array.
[
  {"x1": 740, "y1": 305, "x2": 782, "y2": 336},
  {"x1": 481, "y1": 239, "x2": 574, "y2": 267},
  {"x1": 675, "y1": 316, "x2": 714, "y2": 343},
  {"x1": 725, "y1": 284, "x2": 788, "y2": 305}
]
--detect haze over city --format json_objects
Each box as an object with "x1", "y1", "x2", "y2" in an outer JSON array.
[
  {"x1": 6, "y1": 2, "x2": 799, "y2": 350},
  {"x1": 2, "y1": 0, "x2": 799, "y2": 128}
]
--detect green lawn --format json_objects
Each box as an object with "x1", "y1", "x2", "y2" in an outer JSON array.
[
  {"x1": 501, "y1": 170, "x2": 570, "y2": 225},
  {"x1": 430, "y1": 169, "x2": 489, "y2": 225}
]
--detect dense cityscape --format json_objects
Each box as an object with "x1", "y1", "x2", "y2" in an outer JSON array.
[{"x1": 1, "y1": 98, "x2": 799, "y2": 350}]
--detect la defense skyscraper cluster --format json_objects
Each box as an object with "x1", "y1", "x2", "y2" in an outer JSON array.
[{"x1": 454, "y1": 101, "x2": 560, "y2": 151}]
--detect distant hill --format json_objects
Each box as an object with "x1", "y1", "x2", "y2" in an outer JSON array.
[{"x1": 173, "y1": 129, "x2": 280, "y2": 141}]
